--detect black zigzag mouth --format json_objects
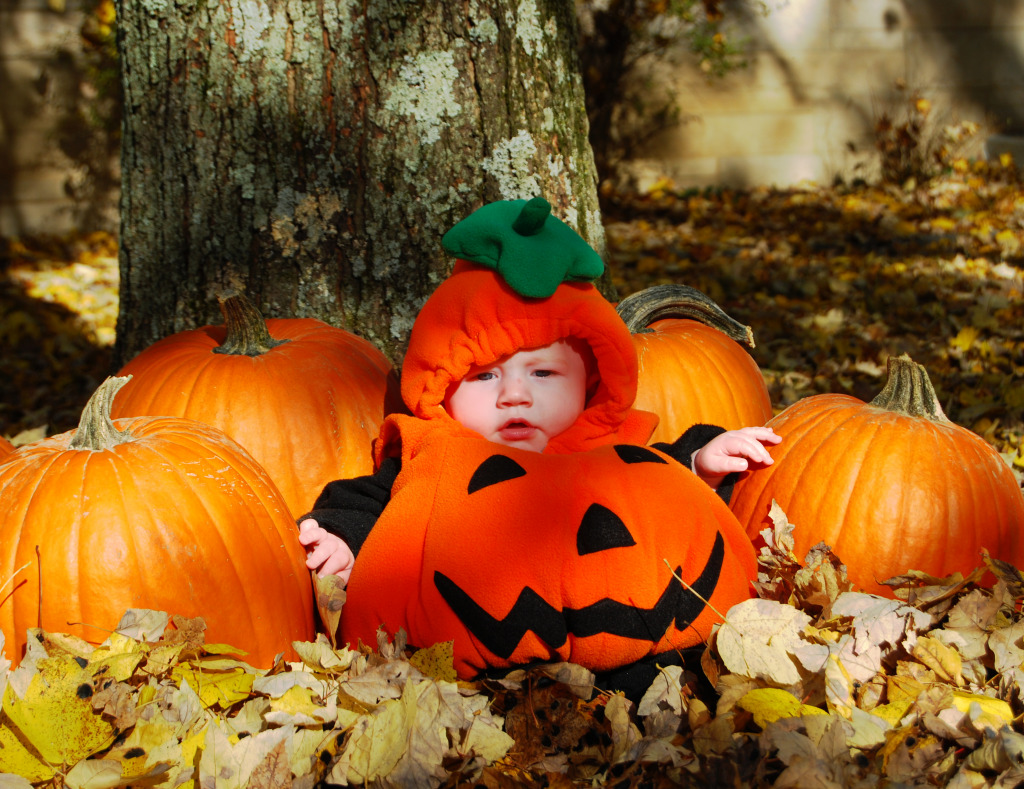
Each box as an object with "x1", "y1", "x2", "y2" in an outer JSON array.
[{"x1": 434, "y1": 532, "x2": 725, "y2": 660}]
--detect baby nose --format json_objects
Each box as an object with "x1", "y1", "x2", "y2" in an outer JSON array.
[{"x1": 499, "y1": 375, "x2": 532, "y2": 406}]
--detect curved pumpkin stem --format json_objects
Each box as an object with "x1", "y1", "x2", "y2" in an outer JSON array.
[
  {"x1": 616, "y1": 284, "x2": 756, "y2": 348},
  {"x1": 70, "y1": 376, "x2": 133, "y2": 450},
  {"x1": 869, "y1": 354, "x2": 950, "y2": 423},
  {"x1": 214, "y1": 292, "x2": 290, "y2": 357}
]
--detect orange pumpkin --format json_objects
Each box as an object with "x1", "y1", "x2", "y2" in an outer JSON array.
[
  {"x1": 0, "y1": 437, "x2": 12, "y2": 461},
  {"x1": 729, "y1": 355, "x2": 1024, "y2": 596},
  {"x1": 617, "y1": 285, "x2": 772, "y2": 444},
  {"x1": 340, "y1": 424, "x2": 757, "y2": 677},
  {"x1": 0, "y1": 376, "x2": 314, "y2": 666},
  {"x1": 112, "y1": 294, "x2": 401, "y2": 517}
]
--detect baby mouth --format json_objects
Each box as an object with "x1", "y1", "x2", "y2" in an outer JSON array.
[{"x1": 499, "y1": 420, "x2": 537, "y2": 439}]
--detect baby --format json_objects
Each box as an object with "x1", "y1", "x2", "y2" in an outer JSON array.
[{"x1": 300, "y1": 200, "x2": 778, "y2": 583}]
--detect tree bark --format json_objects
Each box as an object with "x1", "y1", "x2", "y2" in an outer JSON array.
[{"x1": 115, "y1": 0, "x2": 604, "y2": 366}]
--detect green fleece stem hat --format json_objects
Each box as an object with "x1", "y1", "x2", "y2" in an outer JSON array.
[{"x1": 441, "y1": 197, "x2": 605, "y2": 298}]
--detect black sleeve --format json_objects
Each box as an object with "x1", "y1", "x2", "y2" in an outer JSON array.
[
  {"x1": 653, "y1": 423, "x2": 738, "y2": 504},
  {"x1": 300, "y1": 456, "x2": 401, "y2": 557}
]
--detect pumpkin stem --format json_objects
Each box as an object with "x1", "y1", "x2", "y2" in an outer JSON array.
[
  {"x1": 869, "y1": 354, "x2": 950, "y2": 422},
  {"x1": 69, "y1": 376, "x2": 133, "y2": 450},
  {"x1": 615, "y1": 284, "x2": 756, "y2": 348},
  {"x1": 214, "y1": 292, "x2": 290, "y2": 357}
]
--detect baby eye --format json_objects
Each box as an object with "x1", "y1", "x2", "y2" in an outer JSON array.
[
  {"x1": 533, "y1": 369, "x2": 555, "y2": 378},
  {"x1": 473, "y1": 371, "x2": 496, "y2": 381}
]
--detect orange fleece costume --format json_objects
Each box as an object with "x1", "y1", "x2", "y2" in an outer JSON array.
[{"x1": 337, "y1": 198, "x2": 757, "y2": 677}]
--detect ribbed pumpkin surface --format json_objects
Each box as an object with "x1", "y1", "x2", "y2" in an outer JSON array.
[
  {"x1": 729, "y1": 387, "x2": 1024, "y2": 596},
  {"x1": 0, "y1": 404, "x2": 314, "y2": 666},
  {"x1": 112, "y1": 308, "x2": 400, "y2": 518},
  {"x1": 0, "y1": 436, "x2": 12, "y2": 461},
  {"x1": 634, "y1": 319, "x2": 772, "y2": 443}
]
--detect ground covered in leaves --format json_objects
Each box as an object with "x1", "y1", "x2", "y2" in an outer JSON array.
[{"x1": 604, "y1": 157, "x2": 1024, "y2": 464}]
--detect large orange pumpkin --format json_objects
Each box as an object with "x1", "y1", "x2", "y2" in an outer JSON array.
[
  {"x1": 0, "y1": 376, "x2": 314, "y2": 666},
  {"x1": 0, "y1": 437, "x2": 12, "y2": 461},
  {"x1": 340, "y1": 425, "x2": 758, "y2": 677},
  {"x1": 112, "y1": 294, "x2": 401, "y2": 517},
  {"x1": 729, "y1": 355, "x2": 1024, "y2": 596},
  {"x1": 617, "y1": 285, "x2": 772, "y2": 444}
]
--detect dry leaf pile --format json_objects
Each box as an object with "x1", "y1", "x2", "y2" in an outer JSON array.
[{"x1": 4, "y1": 505, "x2": 1024, "y2": 788}]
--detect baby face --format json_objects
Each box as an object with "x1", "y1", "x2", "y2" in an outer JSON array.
[{"x1": 444, "y1": 339, "x2": 590, "y2": 452}]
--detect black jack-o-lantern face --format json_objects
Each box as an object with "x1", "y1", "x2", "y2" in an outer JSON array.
[{"x1": 340, "y1": 441, "x2": 756, "y2": 677}]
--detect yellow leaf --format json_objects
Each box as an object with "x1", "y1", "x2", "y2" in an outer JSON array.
[
  {"x1": 102, "y1": 716, "x2": 181, "y2": 786},
  {"x1": 200, "y1": 643, "x2": 249, "y2": 657},
  {"x1": 735, "y1": 688, "x2": 826, "y2": 728},
  {"x1": 886, "y1": 674, "x2": 926, "y2": 704},
  {"x1": 409, "y1": 642, "x2": 458, "y2": 683},
  {"x1": 179, "y1": 727, "x2": 208, "y2": 774},
  {"x1": 0, "y1": 718, "x2": 53, "y2": 782},
  {"x1": 90, "y1": 634, "x2": 146, "y2": 681},
  {"x1": 912, "y1": 636, "x2": 963, "y2": 686},
  {"x1": 171, "y1": 664, "x2": 254, "y2": 709},
  {"x1": 951, "y1": 690, "x2": 1014, "y2": 726},
  {"x1": 95, "y1": 0, "x2": 115, "y2": 25},
  {"x1": 645, "y1": 176, "x2": 675, "y2": 196},
  {"x1": 870, "y1": 698, "x2": 914, "y2": 727},
  {"x1": 2, "y1": 656, "x2": 117, "y2": 768},
  {"x1": 271, "y1": 685, "x2": 319, "y2": 717},
  {"x1": 950, "y1": 326, "x2": 979, "y2": 353}
]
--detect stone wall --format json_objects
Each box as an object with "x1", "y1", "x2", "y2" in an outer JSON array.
[{"x1": 617, "y1": 0, "x2": 1024, "y2": 190}]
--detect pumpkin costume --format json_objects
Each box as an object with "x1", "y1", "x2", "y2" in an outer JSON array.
[{"x1": 308, "y1": 198, "x2": 758, "y2": 683}]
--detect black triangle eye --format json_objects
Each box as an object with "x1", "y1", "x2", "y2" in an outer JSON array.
[
  {"x1": 613, "y1": 445, "x2": 667, "y2": 465},
  {"x1": 468, "y1": 454, "x2": 527, "y2": 494},
  {"x1": 577, "y1": 504, "x2": 636, "y2": 556}
]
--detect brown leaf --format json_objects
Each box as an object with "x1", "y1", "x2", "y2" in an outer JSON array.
[
  {"x1": 247, "y1": 738, "x2": 291, "y2": 789},
  {"x1": 311, "y1": 571, "x2": 346, "y2": 647}
]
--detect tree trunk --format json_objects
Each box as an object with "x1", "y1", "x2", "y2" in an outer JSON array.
[{"x1": 115, "y1": 0, "x2": 604, "y2": 366}]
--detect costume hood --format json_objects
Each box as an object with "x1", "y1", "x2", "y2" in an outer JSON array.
[{"x1": 375, "y1": 198, "x2": 658, "y2": 460}]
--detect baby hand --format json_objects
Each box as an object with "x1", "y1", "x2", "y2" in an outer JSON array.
[
  {"x1": 298, "y1": 518, "x2": 356, "y2": 583},
  {"x1": 692, "y1": 426, "x2": 781, "y2": 489}
]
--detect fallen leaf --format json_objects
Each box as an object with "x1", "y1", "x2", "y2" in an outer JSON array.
[
  {"x1": 716, "y1": 598, "x2": 811, "y2": 685},
  {"x1": 736, "y1": 687, "x2": 826, "y2": 728}
]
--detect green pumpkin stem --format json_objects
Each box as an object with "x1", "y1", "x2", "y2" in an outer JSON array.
[
  {"x1": 214, "y1": 292, "x2": 290, "y2": 357},
  {"x1": 869, "y1": 354, "x2": 950, "y2": 422},
  {"x1": 69, "y1": 376, "x2": 133, "y2": 450},
  {"x1": 616, "y1": 284, "x2": 756, "y2": 347},
  {"x1": 512, "y1": 197, "x2": 552, "y2": 236}
]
